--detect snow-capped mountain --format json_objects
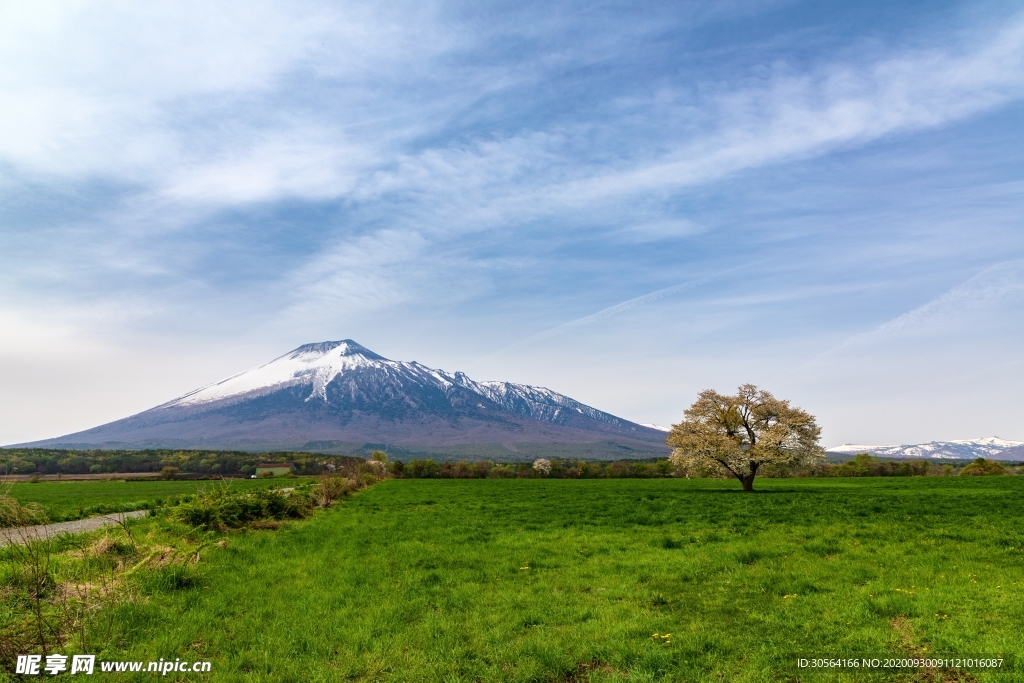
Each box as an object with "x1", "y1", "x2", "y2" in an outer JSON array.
[
  {"x1": 13, "y1": 340, "x2": 668, "y2": 460},
  {"x1": 828, "y1": 437, "x2": 1024, "y2": 461}
]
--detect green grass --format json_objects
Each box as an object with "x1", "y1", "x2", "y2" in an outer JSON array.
[
  {"x1": 3, "y1": 478, "x2": 311, "y2": 523},
  {"x1": 84, "y1": 476, "x2": 1024, "y2": 682}
]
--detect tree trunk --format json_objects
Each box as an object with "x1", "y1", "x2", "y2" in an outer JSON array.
[{"x1": 740, "y1": 463, "x2": 759, "y2": 491}]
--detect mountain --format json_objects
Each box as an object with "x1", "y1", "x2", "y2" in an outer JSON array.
[
  {"x1": 827, "y1": 437, "x2": 1024, "y2": 461},
  {"x1": 10, "y1": 340, "x2": 669, "y2": 460}
]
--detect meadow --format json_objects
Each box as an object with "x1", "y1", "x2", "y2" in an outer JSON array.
[
  {"x1": 2, "y1": 478, "x2": 310, "y2": 523},
  {"x1": 14, "y1": 476, "x2": 1009, "y2": 682}
]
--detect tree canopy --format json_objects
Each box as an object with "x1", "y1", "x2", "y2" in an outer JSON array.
[{"x1": 667, "y1": 384, "x2": 825, "y2": 491}]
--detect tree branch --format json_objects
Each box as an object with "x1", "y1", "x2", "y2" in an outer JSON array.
[{"x1": 714, "y1": 458, "x2": 741, "y2": 480}]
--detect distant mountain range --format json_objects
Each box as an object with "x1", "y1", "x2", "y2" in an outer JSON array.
[
  {"x1": 827, "y1": 437, "x2": 1024, "y2": 461},
  {"x1": 9, "y1": 340, "x2": 669, "y2": 460}
]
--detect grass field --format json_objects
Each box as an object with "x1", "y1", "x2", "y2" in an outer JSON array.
[
  {"x1": 66, "y1": 476, "x2": 1023, "y2": 682},
  {"x1": 2, "y1": 478, "x2": 311, "y2": 523}
]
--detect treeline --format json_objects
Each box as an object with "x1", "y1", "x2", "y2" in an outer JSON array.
[
  {"x1": 388, "y1": 454, "x2": 1019, "y2": 479},
  {"x1": 777, "y1": 454, "x2": 933, "y2": 478},
  {"x1": 2, "y1": 448, "x2": 1017, "y2": 479},
  {"x1": 0, "y1": 448, "x2": 362, "y2": 476},
  {"x1": 786, "y1": 454, "x2": 1015, "y2": 478},
  {"x1": 390, "y1": 459, "x2": 675, "y2": 479}
]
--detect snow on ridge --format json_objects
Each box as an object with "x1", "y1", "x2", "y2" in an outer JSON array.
[
  {"x1": 641, "y1": 423, "x2": 671, "y2": 432},
  {"x1": 164, "y1": 340, "x2": 389, "y2": 407},
  {"x1": 828, "y1": 444, "x2": 887, "y2": 453},
  {"x1": 948, "y1": 436, "x2": 1022, "y2": 447},
  {"x1": 445, "y1": 375, "x2": 631, "y2": 426},
  {"x1": 827, "y1": 437, "x2": 1022, "y2": 459}
]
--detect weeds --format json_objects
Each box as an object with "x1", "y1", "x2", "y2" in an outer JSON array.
[
  {"x1": 172, "y1": 485, "x2": 314, "y2": 531},
  {"x1": 0, "y1": 491, "x2": 47, "y2": 529},
  {"x1": 1, "y1": 494, "x2": 131, "y2": 663},
  {"x1": 0, "y1": 469, "x2": 387, "y2": 664},
  {"x1": 312, "y1": 474, "x2": 357, "y2": 508}
]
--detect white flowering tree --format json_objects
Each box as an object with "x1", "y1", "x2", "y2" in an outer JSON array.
[
  {"x1": 366, "y1": 450, "x2": 388, "y2": 471},
  {"x1": 532, "y1": 458, "x2": 552, "y2": 476},
  {"x1": 667, "y1": 384, "x2": 824, "y2": 491}
]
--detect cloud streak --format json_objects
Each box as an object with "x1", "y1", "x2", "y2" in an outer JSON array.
[
  {"x1": 477, "y1": 260, "x2": 770, "y2": 362},
  {"x1": 2, "y1": 1, "x2": 1023, "y2": 443},
  {"x1": 809, "y1": 259, "x2": 1024, "y2": 362}
]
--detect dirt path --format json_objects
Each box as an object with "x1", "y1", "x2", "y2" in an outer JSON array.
[{"x1": 0, "y1": 509, "x2": 149, "y2": 547}]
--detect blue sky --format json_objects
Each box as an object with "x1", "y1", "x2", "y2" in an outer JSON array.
[{"x1": 1, "y1": 0, "x2": 1022, "y2": 446}]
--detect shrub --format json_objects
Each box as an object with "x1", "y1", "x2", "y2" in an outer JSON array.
[
  {"x1": 312, "y1": 475, "x2": 356, "y2": 508},
  {"x1": 0, "y1": 494, "x2": 47, "y2": 529},
  {"x1": 173, "y1": 487, "x2": 313, "y2": 531},
  {"x1": 959, "y1": 458, "x2": 1006, "y2": 476},
  {"x1": 488, "y1": 465, "x2": 515, "y2": 478},
  {"x1": 404, "y1": 459, "x2": 440, "y2": 478}
]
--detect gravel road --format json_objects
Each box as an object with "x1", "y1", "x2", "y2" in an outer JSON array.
[{"x1": 0, "y1": 509, "x2": 149, "y2": 547}]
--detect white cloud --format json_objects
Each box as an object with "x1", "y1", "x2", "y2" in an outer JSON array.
[
  {"x1": 817, "y1": 259, "x2": 1024, "y2": 356},
  {"x1": 281, "y1": 229, "x2": 429, "y2": 320},
  {"x1": 2, "y1": 2, "x2": 1023, "y2": 445},
  {"x1": 163, "y1": 129, "x2": 375, "y2": 204},
  {"x1": 557, "y1": 17, "x2": 1024, "y2": 202},
  {"x1": 3, "y1": 2, "x2": 1022, "y2": 221},
  {"x1": 781, "y1": 260, "x2": 1024, "y2": 443},
  {"x1": 0, "y1": 1, "x2": 451, "y2": 185}
]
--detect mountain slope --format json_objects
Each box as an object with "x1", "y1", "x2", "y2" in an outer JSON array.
[
  {"x1": 827, "y1": 437, "x2": 1024, "y2": 461},
  {"x1": 11, "y1": 340, "x2": 669, "y2": 459}
]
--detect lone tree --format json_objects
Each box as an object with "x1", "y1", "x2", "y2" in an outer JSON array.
[{"x1": 667, "y1": 384, "x2": 824, "y2": 491}]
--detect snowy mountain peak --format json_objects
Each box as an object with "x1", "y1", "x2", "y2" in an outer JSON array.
[
  {"x1": 289, "y1": 339, "x2": 386, "y2": 360},
  {"x1": 164, "y1": 339, "x2": 391, "y2": 408}
]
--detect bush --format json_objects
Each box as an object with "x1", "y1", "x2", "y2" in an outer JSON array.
[
  {"x1": 173, "y1": 486, "x2": 313, "y2": 531},
  {"x1": 312, "y1": 475, "x2": 356, "y2": 508},
  {"x1": 404, "y1": 459, "x2": 440, "y2": 478},
  {"x1": 0, "y1": 494, "x2": 47, "y2": 529},
  {"x1": 959, "y1": 458, "x2": 1006, "y2": 476},
  {"x1": 487, "y1": 465, "x2": 515, "y2": 478}
]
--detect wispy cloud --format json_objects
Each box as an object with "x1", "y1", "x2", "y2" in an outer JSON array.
[
  {"x1": 810, "y1": 259, "x2": 1024, "y2": 361},
  {"x1": 2, "y1": 2, "x2": 1024, "y2": 443},
  {"x1": 282, "y1": 229, "x2": 429, "y2": 319},
  {"x1": 555, "y1": 18, "x2": 1024, "y2": 203},
  {"x1": 476, "y1": 260, "x2": 770, "y2": 362}
]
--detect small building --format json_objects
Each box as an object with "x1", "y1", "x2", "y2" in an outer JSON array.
[{"x1": 254, "y1": 463, "x2": 296, "y2": 478}]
